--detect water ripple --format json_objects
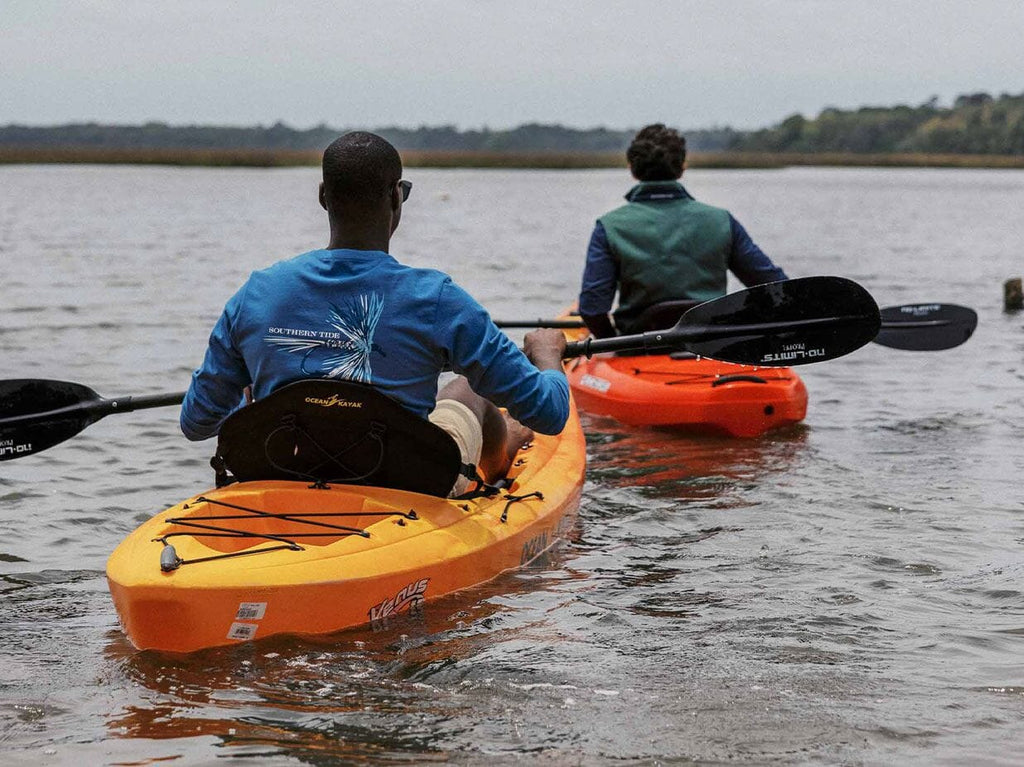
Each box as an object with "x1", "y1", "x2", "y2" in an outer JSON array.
[{"x1": 3, "y1": 166, "x2": 1024, "y2": 764}]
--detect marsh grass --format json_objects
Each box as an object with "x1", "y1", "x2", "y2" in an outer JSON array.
[
  {"x1": 694, "y1": 152, "x2": 1024, "y2": 169},
  {"x1": 2, "y1": 146, "x2": 1023, "y2": 169}
]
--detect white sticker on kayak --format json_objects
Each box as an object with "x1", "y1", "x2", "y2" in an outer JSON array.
[
  {"x1": 579, "y1": 374, "x2": 611, "y2": 393},
  {"x1": 227, "y1": 622, "x2": 258, "y2": 641},
  {"x1": 235, "y1": 602, "x2": 267, "y2": 621}
]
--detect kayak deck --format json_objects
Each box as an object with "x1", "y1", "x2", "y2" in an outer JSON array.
[
  {"x1": 106, "y1": 403, "x2": 585, "y2": 653},
  {"x1": 566, "y1": 353, "x2": 807, "y2": 437}
]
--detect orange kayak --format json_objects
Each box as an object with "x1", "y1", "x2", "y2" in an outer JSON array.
[
  {"x1": 561, "y1": 307, "x2": 806, "y2": 440},
  {"x1": 106, "y1": 401, "x2": 585, "y2": 654},
  {"x1": 557, "y1": 306, "x2": 808, "y2": 437},
  {"x1": 566, "y1": 350, "x2": 807, "y2": 438}
]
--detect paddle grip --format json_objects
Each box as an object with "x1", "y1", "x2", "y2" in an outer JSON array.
[{"x1": 111, "y1": 391, "x2": 187, "y2": 413}]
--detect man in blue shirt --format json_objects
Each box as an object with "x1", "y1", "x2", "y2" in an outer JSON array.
[
  {"x1": 579, "y1": 123, "x2": 788, "y2": 337},
  {"x1": 181, "y1": 132, "x2": 569, "y2": 492}
]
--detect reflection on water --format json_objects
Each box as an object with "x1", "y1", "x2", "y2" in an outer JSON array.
[
  {"x1": 582, "y1": 412, "x2": 809, "y2": 501},
  {"x1": 4, "y1": 166, "x2": 1024, "y2": 764},
  {"x1": 105, "y1": 561, "x2": 583, "y2": 763}
]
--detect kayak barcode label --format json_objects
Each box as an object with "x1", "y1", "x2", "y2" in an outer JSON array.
[
  {"x1": 227, "y1": 622, "x2": 258, "y2": 641},
  {"x1": 580, "y1": 374, "x2": 611, "y2": 393},
  {"x1": 235, "y1": 602, "x2": 267, "y2": 621}
]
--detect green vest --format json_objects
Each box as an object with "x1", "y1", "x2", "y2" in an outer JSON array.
[{"x1": 600, "y1": 181, "x2": 731, "y2": 334}]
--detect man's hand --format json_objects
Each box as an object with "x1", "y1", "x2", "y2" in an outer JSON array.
[{"x1": 523, "y1": 328, "x2": 567, "y2": 371}]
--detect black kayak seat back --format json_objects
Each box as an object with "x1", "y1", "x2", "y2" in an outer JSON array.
[
  {"x1": 635, "y1": 299, "x2": 703, "y2": 331},
  {"x1": 213, "y1": 379, "x2": 461, "y2": 497}
]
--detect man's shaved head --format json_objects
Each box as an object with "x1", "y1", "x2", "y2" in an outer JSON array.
[{"x1": 321, "y1": 132, "x2": 403, "y2": 211}]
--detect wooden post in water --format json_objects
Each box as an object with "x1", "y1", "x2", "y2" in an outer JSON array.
[{"x1": 1005, "y1": 278, "x2": 1023, "y2": 312}]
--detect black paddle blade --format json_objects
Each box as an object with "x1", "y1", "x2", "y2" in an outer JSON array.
[
  {"x1": 874, "y1": 304, "x2": 978, "y2": 351},
  {"x1": 678, "y1": 277, "x2": 881, "y2": 366},
  {"x1": 0, "y1": 379, "x2": 104, "y2": 461}
]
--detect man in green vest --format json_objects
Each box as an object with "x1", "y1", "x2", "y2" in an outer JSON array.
[{"x1": 578, "y1": 123, "x2": 788, "y2": 338}]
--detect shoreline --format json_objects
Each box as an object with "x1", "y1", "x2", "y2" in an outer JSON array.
[{"x1": 2, "y1": 146, "x2": 1024, "y2": 170}]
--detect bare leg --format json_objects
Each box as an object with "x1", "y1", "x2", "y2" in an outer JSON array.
[{"x1": 437, "y1": 376, "x2": 533, "y2": 481}]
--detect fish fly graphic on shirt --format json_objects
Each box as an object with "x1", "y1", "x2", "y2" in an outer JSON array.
[{"x1": 263, "y1": 293, "x2": 385, "y2": 383}]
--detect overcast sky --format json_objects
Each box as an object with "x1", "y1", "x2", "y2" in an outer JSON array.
[{"x1": 3, "y1": 1, "x2": 1022, "y2": 131}]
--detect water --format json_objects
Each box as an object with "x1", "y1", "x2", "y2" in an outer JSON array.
[{"x1": 2, "y1": 165, "x2": 1024, "y2": 765}]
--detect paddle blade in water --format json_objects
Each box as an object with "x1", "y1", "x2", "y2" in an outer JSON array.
[
  {"x1": 0, "y1": 379, "x2": 103, "y2": 460},
  {"x1": 874, "y1": 304, "x2": 978, "y2": 351},
  {"x1": 679, "y1": 276, "x2": 881, "y2": 366}
]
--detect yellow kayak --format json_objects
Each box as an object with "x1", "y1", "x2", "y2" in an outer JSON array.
[{"x1": 107, "y1": 386, "x2": 585, "y2": 654}]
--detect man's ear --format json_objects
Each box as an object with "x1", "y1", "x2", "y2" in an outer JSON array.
[
  {"x1": 389, "y1": 181, "x2": 403, "y2": 234},
  {"x1": 318, "y1": 182, "x2": 327, "y2": 211}
]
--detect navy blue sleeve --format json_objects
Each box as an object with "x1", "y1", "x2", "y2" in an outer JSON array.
[
  {"x1": 578, "y1": 221, "x2": 619, "y2": 316},
  {"x1": 727, "y1": 214, "x2": 788, "y2": 286}
]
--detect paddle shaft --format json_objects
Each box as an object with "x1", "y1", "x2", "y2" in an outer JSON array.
[
  {"x1": 880, "y1": 319, "x2": 952, "y2": 329},
  {"x1": 0, "y1": 391, "x2": 185, "y2": 428},
  {"x1": 498, "y1": 316, "x2": 958, "y2": 331},
  {"x1": 564, "y1": 315, "x2": 864, "y2": 358},
  {"x1": 496, "y1": 319, "x2": 587, "y2": 329},
  {"x1": 499, "y1": 303, "x2": 976, "y2": 354}
]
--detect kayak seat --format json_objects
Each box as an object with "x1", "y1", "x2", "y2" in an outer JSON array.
[
  {"x1": 615, "y1": 299, "x2": 703, "y2": 356},
  {"x1": 212, "y1": 379, "x2": 461, "y2": 497},
  {"x1": 635, "y1": 299, "x2": 702, "y2": 331}
]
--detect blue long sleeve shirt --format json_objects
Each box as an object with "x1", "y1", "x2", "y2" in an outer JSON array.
[
  {"x1": 578, "y1": 184, "x2": 788, "y2": 317},
  {"x1": 181, "y1": 249, "x2": 569, "y2": 440}
]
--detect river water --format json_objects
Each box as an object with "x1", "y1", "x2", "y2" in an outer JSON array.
[{"x1": 2, "y1": 165, "x2": 1023, "y2": 765}]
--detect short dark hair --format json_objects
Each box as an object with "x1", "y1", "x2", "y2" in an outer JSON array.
[
  {"x1": 322, "y1": 132, "x2": 403, "y2": 209},
  {"x1": 626, "y1": 124, "x2": 686, "y2": 181}
]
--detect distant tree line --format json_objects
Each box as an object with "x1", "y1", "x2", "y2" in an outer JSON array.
[
  {"x1": 2, "y1": 91, "x2": 1023, "y2": 155},
  {"x1": 734, "y1": 92, "x2": 1024, "y2": 155},
  {"x1": 0, "y1": 120, "x2": 741, "y2": 154}
]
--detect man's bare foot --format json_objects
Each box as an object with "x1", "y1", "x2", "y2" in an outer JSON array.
[{"x1": 503, "y1": 415, "x2": 534, "y2": 463}]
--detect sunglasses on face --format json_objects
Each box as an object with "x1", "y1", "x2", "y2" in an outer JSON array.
[{"x1": 398, "y1": 179, "x2": 412, "y2": 202}]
